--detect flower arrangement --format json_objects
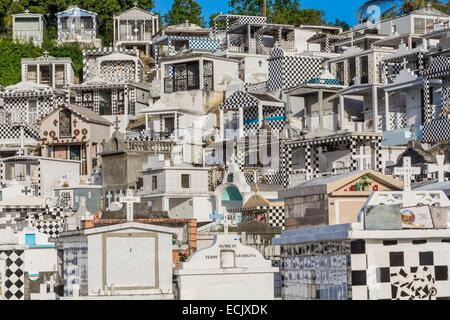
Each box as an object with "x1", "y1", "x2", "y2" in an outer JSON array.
[{"x1": 359, "y1": 175, "x2": 372, "y2": 191}]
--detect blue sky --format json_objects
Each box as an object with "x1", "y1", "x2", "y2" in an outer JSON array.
[{"x1": 154, "y1": 0, "x2": 367, "y2": 25}]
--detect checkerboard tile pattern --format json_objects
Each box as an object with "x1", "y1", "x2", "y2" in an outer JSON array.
[
  {"x1": 352, "y1": 241, "x2": 450, "y2": 300},
  {"x1": 0, "y1": 249, "x2": 25, "y2": 300},
  {"x1": 267, "y1": 48, "x2": 323, "y2": 91}
]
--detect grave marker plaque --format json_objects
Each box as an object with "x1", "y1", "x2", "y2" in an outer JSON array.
[{"x1": 364, "y1": 204, "x2": 402, "y2": 230}]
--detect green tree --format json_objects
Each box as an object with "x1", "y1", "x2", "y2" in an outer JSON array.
[
  {"x1": 163, "y1": 0, "x2": 204, "y2": 27},
  {"x1": 1, "y1": 0, "x2": 155, "y2": 46},
  {"x1": 0, "y1": 39, "x2": 42, "y2": 85},
  {"x1": 269, "y1": 0, "x2": 302, "y2": 24},
  {"x1": 329, "y1": 18, "x2": 351, "y2": 31},
  {"x1": 228, "y1": 0, "x2": 265, "y2": 16}
]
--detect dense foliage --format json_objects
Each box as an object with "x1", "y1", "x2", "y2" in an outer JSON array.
[
  {"x1": 163, "y1": 0, "x2": 204, "y2": 27},
  {"x1": 0, "y1": 38, "x2": 83, "y2": 86},
  {"x1": 0, "y1": 0, "x2": 155, "y2": 45}
]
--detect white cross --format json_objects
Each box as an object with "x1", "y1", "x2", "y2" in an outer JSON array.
[
  {"x1": 47, "y1": 276, "x2": 56, "y2": 293},
  {"x1": 16, "y1": 149, "x2": 25, "y2": 156},
  {"x1": 353, "y1": 146, "x2": 372, "y2": 171},
  {"x1": 120, "y1": 189, "x2": 140, "y2": 222},
  {"x1": 394, "y1": 157, "x2": 421, "y2": 191},
  {"x1": 106, "y1": 192, "x2": 113, "y2": 207},
  {"x1": 428, "y1": 155, "x2": 450, "y2": 183}
]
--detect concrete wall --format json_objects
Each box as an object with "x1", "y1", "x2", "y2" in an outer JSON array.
[
  {"x1": 39, "y1": 159, "x2": 80, "y2": 198},
  {"x1": 86, "y1": 228, "x2": 173, "y2": 296},
  {"x1": 177, "y1": 273, "x2": 274, "y2": 300}
]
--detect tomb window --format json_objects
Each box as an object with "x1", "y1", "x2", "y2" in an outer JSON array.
[
  {"x1": 59, "y1": 109, "x2": 72, "y2": 138},
  {"x1": 348, "y1": 58, "x2": 356, "y2": 86},
  {"x1": 360, "y1": 56, "x2": 369, "y2": 84},
  {"x1": 152, "y1": 176, "x2": 158, "y2": 190},
  {"x1": 181, "y1": 174, "x2": 191, "y2": 189}
]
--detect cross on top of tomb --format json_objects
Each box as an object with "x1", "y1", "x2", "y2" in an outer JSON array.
[
  {"x1": 394, "y1": 157, "x2": 421, "y2": 191},
  {"x1": 43, "y1": 51, "x2": 49, "y2": 58},
  {"x1": 120, "y1": 189, "x2": 140, "y2": 222},
  {"x1": 353, "y1": 146, "x2": 372, "y2": 171},
  {"x1": 16, "y1": 149, "x2": 25, "y2": 156},
  {"x1": 114, "y1": 116, "x2": 121, "y2": 131},
  {"x1": 428, "y1": 155, "x2": 450, "y2": 183}
]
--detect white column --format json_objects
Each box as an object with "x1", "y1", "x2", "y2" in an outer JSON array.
[
  {"x1": 124, "y1": 85, "x2": 129, "y2": 129},
  {"x1": 52, "y1": 64, "x2": 56, "y2": 89},
  {"x1": 372, "y1": 86, "x2": 379, "y2": 133},
  {"x1": 199, "y1": 58, "x2": 204, "y2": 90},
  {"x1": 37, "y1": 64, "x2": 40, "y2": 84},
  {"x1": 339, "y1": 94, "x2": 345, "y2": 131},
  {"x1": 86, "y1": 141, "x2": 92, "y2": 177},
  {"x1": 114, "y1": 19, "x2": 117, "y2": 43},
  {"x1": 219, "y1": 108, "x2": 224, "y2": 140},
  {"x1": 162, "y1": 197, "x2": 169, "y2": 212},
  {"x1": 318, "y1": 90, "x2": 324, "y2": 129},
  {"x1": 258, "y1": 102, "x2": 263, "y2": 128},
  {"x1": 238, "y1": 107, "x2": 244, "y2": 139},
  {"x1": 385, "y1": 91, "x2": 390, "y2": 131}
]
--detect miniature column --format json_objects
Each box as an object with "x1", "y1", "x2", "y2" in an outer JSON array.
[
  {"x1": 52, "y1": 64, "x2": 56, "y2": 88},
  {"x1": 238, "y1": 107, "x2": 244, "y2": 139},
  {"x1": 384, "y1": 91, "x2": 390, "y2": 131},
  {"x1": 372, "y1": 86, "x2": 379, "y2": 133},
  {"x1": 37, "y1": 64, "x2": 40, "y2": 84},
  {"x1": 318, "y1": 90, "x2": 324, "y2": 129},
  {"x1": 219, "y1": 108, "x2": 224, "y2": 140},
  {"x1": 162, "y1": 197, "x2": 169, "y2": 212},
  {"x1": 339, "y1": 94, "x2": 345, "y2": 130},
  {"x1": 86, "y1": 141, "x2": 92, "y2": 177},
  {"x1": 258, "y1": 102, "x2": 263, "y2": 128}
]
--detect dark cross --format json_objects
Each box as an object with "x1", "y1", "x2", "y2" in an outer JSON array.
[
  {"x1": 258, "y1": 60, "x2": 263, "y2": 67},
  {"x1": 114, "y1": 116, "x2": 121, "y2": 131},
  {"x1": 18, "y1": 173, "x2": 25, "y2": 181},
  {"x1": 73, "y1": 118, "x2": 78, "y2": 127},
  {"x1": 22, "y1": 186, "x2": 32, "y2": 195}
]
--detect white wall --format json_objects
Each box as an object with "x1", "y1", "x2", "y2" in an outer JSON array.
[
  {"x1": 39, "y1": 159, "x2": 80, "y2": 199},
  {"x1": 86, "y1": 228, "x2": 174, "y2": 296}
]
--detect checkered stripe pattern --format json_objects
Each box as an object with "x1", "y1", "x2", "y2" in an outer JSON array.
[
  {"x1": 229, "y1": 15, "x2": 267, "y2": 27},
  {"x1": 244, "y1": 105, "x2": 259, "y2": 136},
  {"x1": 423, "y1": 118, "x2": 450, "y2": 143},
  {"x1": 280, "y1": 140, "x2": 293, "y2": 189},
  {"x1": 423, "y1": 76, "x2": 433, "y2": 123},
  {"x1": 351, "y1": 240, "x2": 450, "y2": 300},
  {"x1": 0, "y1": 249, "x2": 25, "y2": 300},
  {"x1": 267, "y1": 48, "x2": 323, "y2": 91},
  {"x1": 284, "y1": 55, "x2": 323, "y2": 90},
  {"x1": 440, "y1": 78, "x2": 450, "y2": 117},
  {"x1": 0, "y1": 124, "x2": 39, "y2": 140},
  {"x1": 100, "y1": 60, "x2": 138, "y2": 83},
  {"x1": 267, "y1": 206, "x2": 285, "y2": 230},
  {"x1": 82, "y1": 47, "x2": 139, "y2": 80},
  {"x1": 424, "y1": 56, "x2": 450, "y2": 78},
  {"x1": 35, "y1": 220, "x2": 63, "y2": 238},
  {"x1": 267, "y1": 48, "x2": 285, "y2": 91},
  {"x1": 220, "y1": 91, "x2": 259, "y2": 111}
]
